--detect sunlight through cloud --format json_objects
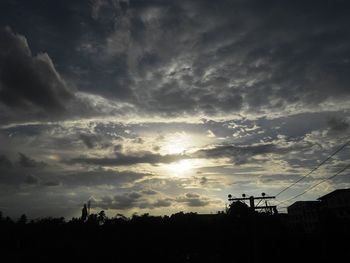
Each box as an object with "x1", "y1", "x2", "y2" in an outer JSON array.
[{"x1": 160, "y1": 132, "x2": 194, "y2": 154}]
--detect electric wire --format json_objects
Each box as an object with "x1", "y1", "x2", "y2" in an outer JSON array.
[
  {"x1": 275, "y1": 140, "x2": 350, "y2": 197},
  {"x1": 277, "y1": 162, "x2": 350, "y2": 207}
]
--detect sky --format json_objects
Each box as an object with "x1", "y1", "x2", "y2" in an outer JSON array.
[{"x1": 0, "y1": 0, "x2": 349, "y2": 219}]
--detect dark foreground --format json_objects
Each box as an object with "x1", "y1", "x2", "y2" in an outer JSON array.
[{"x1": 1, "y1": 212, "x2": 349, "y2": 263}]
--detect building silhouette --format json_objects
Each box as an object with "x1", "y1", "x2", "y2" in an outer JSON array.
[
  {"x1": 287, "y1": 201, "x2": 320, "y2": 232},
  {"x1": 287, "y1": 188, "x2": 350, "y2": 232},
  {"x1": 318, "y1": 188, "x2": 350, "y2": 220}
]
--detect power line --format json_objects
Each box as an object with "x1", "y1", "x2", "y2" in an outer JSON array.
[
  {"x1": 277, "y1": 162, "x2": 350, "y2": 207},
  {"x1": 275, "y1": 140, "x2": 350, "y2": 197}
]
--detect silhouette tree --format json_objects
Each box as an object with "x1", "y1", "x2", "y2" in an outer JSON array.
[
  {"x1": 227, "y1": 201, "x2": 250, "y2": 218},
  {"x1": 97, "y1": 210, "x2": 106, "y2": 225},
  {"x1": 17, "y1": 214, "x2": 27, "y2": 224},
  {"x1": 81, "y1": 203, "x2": 88, "y2": 222},
  {"x1": 115, "y1": 213, "x2": 127, "y2": 221}
]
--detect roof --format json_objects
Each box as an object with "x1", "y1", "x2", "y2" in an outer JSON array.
[
  {"x1": 317, "y1": 188, "x2": 350, "y2": 200},
  {"x1": 288, "y1": 201, "x2": 320, "y2": 209}
]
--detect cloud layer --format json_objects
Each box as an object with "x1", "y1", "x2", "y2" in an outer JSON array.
[
  {"x1": 0, "y1": 27, "x2": 74, "y2": 121},
  {"x1": 0, "y1": 0, "x2": 349, "y2": 218},
  {"x1": 1, "y1": 0, "x2": 350, "y2": 122}
]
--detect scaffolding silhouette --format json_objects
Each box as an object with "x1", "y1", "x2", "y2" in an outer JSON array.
[{"x1": 228, "y1": 193, "x2": 278, "y2": 215}]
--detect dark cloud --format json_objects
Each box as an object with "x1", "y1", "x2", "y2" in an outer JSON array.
[
  {"x1": 0, "y1": 27, "x2": 74, "y2": 119},
  {"x1": 88, "y1": 0, "x2": 350, "y2": 115},
  {"x1": 16, "y1": 173, "x2": 59, "y2": 187},
  {"x1": 24, "y1": 174, "x2": 39, "y2": 185},
  {"x1": 113, "y1": 144, "x2": 123, "y2": 152},
  {"x1": 193, "y1": 143, "x2": 277, "y2": 165},
  {"x1": 67, "y1": 138, "x2": 312, "y2": 168},
  {"x1": 18, "y1": 153, "x2": 46, "y2": 168},
  {"x1": 152, "y1": 198, "x2": 172, "y2": 208},
  {"x1": 195, "y1": 144, "x2": 274, "y2": 158},
  {"x1": 66, "y1": 152, "x2": 186, "y2": 166},
  {"x1": 42, "y1": 180, "x2": 60, "y2": 187},
  {"x1": 62, "y1": 170, "x2": 151, "y2": 187},
  {"x1": 79, "y1": 133, "x2": 96, "y2": 149},
  {"x1": 95, "y1": 191, "x2": 215, "y2": 211},
  {"x1": 175, "y1": 193, "x2": 210, "y2": 207},
  {"x1": 95, "y1": 191, "x2": 171, "y2": 210},
  {"x1": 327, "y1": 117, "x2": 349, "y2": 132},
  {"x1": 0, "y1": 155, "x2": 12, "y2": 168},
  {"x1": 142, "y1": 189, "x2": 158, "y2": 195},
  {"x1": 199, "y1": 176, "x2": 208, "y2": 185},
  {"x1": 1, "y1": 1, "x2": 350, "y2": 119},
  {"x1": 79, "y1": 133, "x2": 113, "y2": 149},
  {"x1": 100, "y1": 192, "x2": 143, "y2": 210},
  {"x1": 193, "y1": 141, "x2": 313, "y2": 165}
]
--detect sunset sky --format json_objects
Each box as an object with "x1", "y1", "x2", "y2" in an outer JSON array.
[{"x1": 0, "y1": 0, "x2": 349, "y2": 219}]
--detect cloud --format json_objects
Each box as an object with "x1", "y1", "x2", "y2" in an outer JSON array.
[
  {"x1": 142, "y1": 189, "x2": 158, "y2": 195},
  {"x1": 175, "y1": 193, "x2": 210, "y2": 207},
  {"x1": 42, "y1": 180, "x2": 60, "y2": 187},
  {"x1": 192, "y1": 139, "x2": 316, "y2": 165},
  {"x1": 1, "y1": 1, "x2": 350, "y2": 121},
  {"x1": 91, "y1": 0, "x2": 129, "y2": 21},
  {"x1": 18, "y1": 153, "x2": 46, "y2": 168},
  {"x1": 0, "y1": 155, "x2": 12, "y2": 168},
  {"x1": 82, "y1": 0, "x2": 350, "y2": 117},
  {"x1": 24, "y1": 174, "x2": 39, "y2": 185},
  {"x1": 78, "y1": 131, "x2": 117, "y2": 150},
  {"x1": 0, "y1": 27, "x2": 132, "y2": 124},
  {"x1": 327, "y1": 117, "x2": 349, "y2": 133},
  {"x1": 61, "y1": 169, "x2": 151, "y2": 187},
  {"x1": 66, "y1": 151, "x2": 186, "y2": 166},
  {"x1": 0, "y1": 27, "x2": 74, "y2": 119},
  {"x1": 113, "y1": 144, "x2": 123, "y2": 153},
  {"x1": 22, "y1": 174, "x2": 60, "y2": 187},
  {"x1": 199, "y1": 176, "x2": 208, "y2": 185},
  {"x1": 0, "y1": 0, "x2": 350, "y2": 219},
  {"x1": 193, "y1": 143, "x2": 277, "y2": 165},
  {"x1": 94, "y1": 191, "x2": 219, "y2": 211},
  {"x1": 79, "y1": 133, "x2": 97, "y2": 149},
  {"x1": 152, "y1": 198, "x2": 172, "y2": 208},
  {"x1": 99, "y1": 192, "x2": 143, "y2": 210}
]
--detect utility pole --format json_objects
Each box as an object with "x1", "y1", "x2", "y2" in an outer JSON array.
[{"x1": 228, "y1": 193, "x2": 278, "y2": 215}]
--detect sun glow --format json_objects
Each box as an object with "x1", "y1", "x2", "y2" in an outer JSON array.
[
  {"x1": 162, "y1": 158, "x2": 207, "y2": 177},
  {"x1": 157, "y1": 132, "x2": 211, "y2": 176},
  {"x1": 164, "y1": 159, "x2": 194, "y2": 175},
  {"x1": 160, "y1": 132, "x2": 193, "y2": 154},
  {"x1": 48, "y1": 154, "x2": 61, "y2": 161}
]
